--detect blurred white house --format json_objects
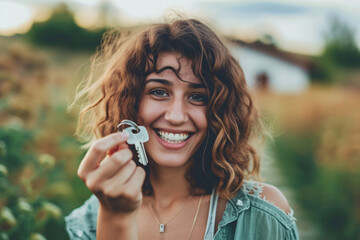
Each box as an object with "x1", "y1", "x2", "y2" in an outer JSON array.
[{"x1": 230, "y1": 39, "x2": 312, "y2": 94}]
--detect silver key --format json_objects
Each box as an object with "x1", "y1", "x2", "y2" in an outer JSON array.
[{"x1": 123, "y1": 126, "x2": 149, "y2": 166}]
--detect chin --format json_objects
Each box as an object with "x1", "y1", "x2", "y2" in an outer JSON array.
[{"x1": 148, "y1": 153, "x2": 192, "y2": 168}]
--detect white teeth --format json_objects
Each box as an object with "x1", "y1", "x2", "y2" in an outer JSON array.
[{"x1": 157, "y1": 130, "x2": 190, "y2": 143}]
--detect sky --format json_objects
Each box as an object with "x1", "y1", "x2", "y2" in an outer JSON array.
[{"x1": 1, "y1": 0, "x2": 360, "y2": 55}]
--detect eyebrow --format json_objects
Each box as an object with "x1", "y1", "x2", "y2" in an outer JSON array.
[{"x1": 145, "y1": 78, "x2": 206, "y2": 89}]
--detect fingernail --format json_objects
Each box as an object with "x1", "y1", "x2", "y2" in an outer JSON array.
[{"x1": 120, "y1": 131, "x2": 130, "y2": 138}]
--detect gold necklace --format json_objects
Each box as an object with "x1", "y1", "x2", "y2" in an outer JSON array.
[
  {"x1": 148, "y1": 194, "x2": 203, "y2": 240},
  {"x1": 148, "y1": 195, "x2": 192, "y2": 233}
]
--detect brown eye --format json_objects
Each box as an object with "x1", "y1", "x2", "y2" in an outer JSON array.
[
  {"x1": 150, "y1": 89, "x2": 168, "y2": 97},
  {"x1": 189, "y1": 93, "x2": 207, "y2": 103}
]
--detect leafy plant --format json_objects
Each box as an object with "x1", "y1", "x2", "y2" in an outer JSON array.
[
  {"x1": 0, "y1": 128, "x2": 68, "y2": 240},
  {"x1": 0, "y1": 39, "x2": 90, "y2": 239}
]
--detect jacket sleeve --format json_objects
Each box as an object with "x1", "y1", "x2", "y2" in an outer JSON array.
[
  {"x1": 286, "y1": 209, "x2": 299, "y2": 240},
  {"x1": 65, "y1": 195, "x2": 99, "y2": 240},
  {"x1": 286, "y1": 220, "x2": 299, "y2": 240}
]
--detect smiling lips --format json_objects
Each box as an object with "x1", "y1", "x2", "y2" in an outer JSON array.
[{"x1": 156, "y1": 130, "x2": 191, "y2": 144}]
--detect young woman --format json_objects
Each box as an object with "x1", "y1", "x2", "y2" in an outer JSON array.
[{"x1": 66, "y1": 18, "x2": 299, "y2": 239}]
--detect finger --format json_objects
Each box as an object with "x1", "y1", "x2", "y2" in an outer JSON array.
[
  {"x1": 78, "y1": 132, "x2": 129, "y2": 179},
  {"x1": 107, "y1": 142, "x2": 128, "y2": 156},
  {"x1": 96, "y1": 148, "x2": 133, "y2": 179},
  {"x1": 124, "y1": 167, "x2": 146, "y2": 190},
  {"x1": 100, "y1": 143, "x2": 131, "y2": 166},
  {"x1": 104, "y1": 166, "x2": 146, "y2": 199},
  {"x1": 103, "y1": 160, "x2": 137, "y2": 188},
  {"x1": 82, "y1": 150, "x2": 134, "y2": 193},
  {"x1": 121, "y1": 167, "x2": 146, "y2": 200}
]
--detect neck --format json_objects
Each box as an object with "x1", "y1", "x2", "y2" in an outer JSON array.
[{"x1": 149, "y1": 164, "x2": 191, "y2": 208}]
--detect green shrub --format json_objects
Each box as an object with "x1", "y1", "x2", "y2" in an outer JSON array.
[
  {"x1": 0, "y1": 127, "x2": 69, "y2": 240},
  {"x1": 274, "y1": 132, "x2": 360, "y2": 239},
  {"x1": 25, "y1": 4, "x2": 105, "y2": 51},
  {"x1": 0, "y1": 44, "x2": 91, "y2": 239}
]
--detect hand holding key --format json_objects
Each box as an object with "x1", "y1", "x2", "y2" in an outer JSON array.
[{"x1": 77, "y1": 131, "x2": 146, "y2": 214}]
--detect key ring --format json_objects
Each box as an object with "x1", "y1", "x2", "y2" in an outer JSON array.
[{"x1": 117, "y1": 119, "x2": 140, "y2": 133}]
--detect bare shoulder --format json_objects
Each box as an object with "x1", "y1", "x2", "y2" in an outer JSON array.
[{"x1": 258, "y1": 182, "x2": 291, "y2": 214}]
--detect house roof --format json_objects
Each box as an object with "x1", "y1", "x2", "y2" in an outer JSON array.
[{"x1": 229, "y1": 38, "x2": 314, "y2": 71}]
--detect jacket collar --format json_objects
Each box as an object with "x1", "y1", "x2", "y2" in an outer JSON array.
[{"x1": 217, "y1": 188, "x2": 250, "y2": 228}]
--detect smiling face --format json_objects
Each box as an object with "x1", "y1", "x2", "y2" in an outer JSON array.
[{"x1": 137, "y1": 52, "x2": 208, "y2": 168}]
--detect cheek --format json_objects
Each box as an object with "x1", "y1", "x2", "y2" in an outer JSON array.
[
  {"x1": 193, "y1": 107, "x2": 208, "y2": 131},
  {"x1": 138, "y1": 98, "x2": 160, "y2": 124}
]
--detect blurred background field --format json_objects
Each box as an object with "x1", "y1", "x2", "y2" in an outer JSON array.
[
  {"x1": 0, "y1": 1, "x2": 359, "y2": 239},
  {"x1": 256, "y1": 86, "x2": 360, "y2": 239}
]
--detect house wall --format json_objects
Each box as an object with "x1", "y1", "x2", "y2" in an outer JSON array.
[{"x1": 231, "y1": 45, "x2": 309, "y2": 93}]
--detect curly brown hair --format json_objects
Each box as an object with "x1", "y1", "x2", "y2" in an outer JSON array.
[{"x1": 75, "y1": 18, "x2": 262, "y2": 199}]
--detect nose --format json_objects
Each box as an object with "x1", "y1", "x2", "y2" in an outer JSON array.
[{"x1": 164, "y1": 98, "x2": 188, "y2": 125}]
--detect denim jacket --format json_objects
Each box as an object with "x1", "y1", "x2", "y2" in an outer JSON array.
[{"x1": 65, "y1": 182, "x2": 299, "y2": 239}]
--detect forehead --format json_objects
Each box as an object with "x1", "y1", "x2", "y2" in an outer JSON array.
[{"x1": 151, "y1": 52, "x2": 201, "y2": 84}]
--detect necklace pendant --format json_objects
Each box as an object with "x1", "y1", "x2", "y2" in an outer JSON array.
[{"x1": 159, "y1": 224, "x2": 165, "y2": 233}]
